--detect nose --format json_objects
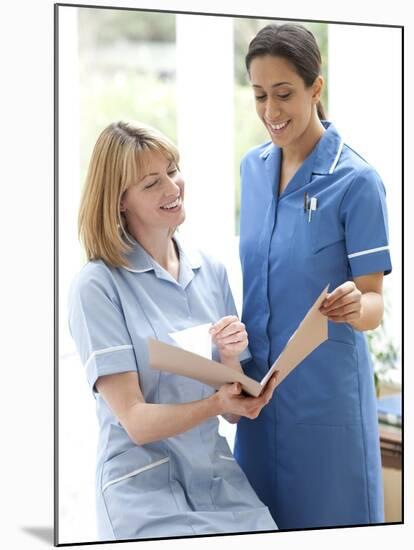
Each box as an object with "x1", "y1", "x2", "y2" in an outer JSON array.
[
  {"x1": 164, "y1": 175, "x2": 181, "y2": 197},
  {"x1": 264, "y1": 99, "x2": 282, "y2": 122}
]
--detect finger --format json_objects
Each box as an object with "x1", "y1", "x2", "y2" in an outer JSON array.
[
  {"x1": 232, "y1": 382, "x2": 242, "y2": 394},
  {"x1": 262, "y1": 376, "x2": 277, "y2": 401},
  {"x1": 323, "y1": 301, "x2": 359, "y2": 315},
  {"x1": 325, "y1": 305, "x2": 360, "y2": 319},
  {"x1": 321, "y1": 292, "x2": 360, "y2": 314},
  {"x1": 322, "y1": 282, "x2": 355, "y2": 308},
  {"x1": 224, "y1": 382, "x2": 242, "y2": 397},
  {"x1": 218, "y1": 343, "x2": 247, "y2": 356},
  {"x1": 210, "y1": 316, "x2": 239, "y2": 335},
  {"x1": 253, "y1": 378, "x2": 276, "y2": 407},
  {"x1": 215, "y1": 322, "x2": 245, "y2": 340},
  {"x1": 328, "y1": 303, "x2": 360, "y2": 318},
  {"x1": 328, "y1": 311, "x2": 361, "y2": 323},
  {"x1": 217, "y1": 332, "x2": 247, "y2": 346}
]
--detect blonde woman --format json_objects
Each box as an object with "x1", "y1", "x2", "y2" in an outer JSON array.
[{"x1": 68, "y1": 121, "x2": 278, "y2": 541}]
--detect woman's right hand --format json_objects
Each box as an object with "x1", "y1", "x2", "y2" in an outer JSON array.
[{"x1": 215, "y1": 373, "x2": 278, "y2": 420}]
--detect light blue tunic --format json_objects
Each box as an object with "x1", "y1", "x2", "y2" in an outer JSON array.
[
  {"x1": 235, "y1": 121, "x2": 392, "y2": 529},
  {"x1": 68, "y1": 235, "x2": 277, "y2": 541}
]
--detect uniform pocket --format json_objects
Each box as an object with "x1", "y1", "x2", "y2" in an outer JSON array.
[
  {"x1": 294, "y1": 339, "x2": 361, "y2": 426},
  {"x1": 293, "y1": 205, "x2": 348, "y2": 282},
  {"x1": 212, "y1": 435, "x2": 244, "y2": 483},
  {"x1": 102, "y1": 445, "x2": 170, "y2": 493},
  {"x1": 101, "y1": 446, "x2": 182, "y2": 539},
  {"x1": 292, "y1": 205, "x2": 341, "y2": 260},
  {"x1": 102, "y1": 456, "x2": 169, "y2": 493},
  {"x1": 210, "y1": 435, "x2": 265, "y2": 510},
  {"x1": 308, "y1": 204, "x2": 344, "y2": 254}
]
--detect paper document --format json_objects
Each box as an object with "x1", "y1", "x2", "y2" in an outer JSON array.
[
  {"x1": 148, "y1": 285, "x2": 329, "y2": 397},
  {"x1": 169, "y1": 323, "x2": 212, "y2": 359}
]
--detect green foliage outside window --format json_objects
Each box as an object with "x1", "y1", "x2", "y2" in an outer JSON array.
[{"x1": 366, "y1": 290, "x2": 400, "y2": 395}]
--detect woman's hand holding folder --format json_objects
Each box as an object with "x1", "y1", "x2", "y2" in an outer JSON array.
[{"x1": 214, "y1": 372, "x2": 278, "y2": 424}]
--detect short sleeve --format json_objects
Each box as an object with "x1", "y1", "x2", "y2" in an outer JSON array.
[
  {"x1": 217, "y1": 262, "x2": 252, "y2": 365},
  {"x1": 68, "y1": 266, "x2": 137, "y2": 395},
  {"x1": 341, "y1": 167, "x2": 392, "y2": 277}
]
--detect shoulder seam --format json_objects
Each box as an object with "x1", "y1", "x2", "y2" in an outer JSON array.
[{"x1": 338, "y1": 165, "x2": 380, "y2": 216}]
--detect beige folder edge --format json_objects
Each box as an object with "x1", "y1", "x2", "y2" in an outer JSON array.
[{"x1": 148, "y1": 285, "x2": 329, "y2": 397}]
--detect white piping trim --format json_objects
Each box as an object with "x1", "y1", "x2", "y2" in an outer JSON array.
[
  {"x1": 122, "y1": 266, "x2": 153, "y2": 273},
  {"x1": 219, "y1": 455, "x2": 236, "y2": 461},
  {"x1": 348, "y1": 245, "x2": 389, "y2": 259},
  {"x1": 328, "y1": 140, "x2": 344, "y2": 174},
  {"x1": 102, "y1": 457, "x2": 170, "y2": 492},
  {"x1": 84, "y1": 345, "x2": 133, "y2": 370}
]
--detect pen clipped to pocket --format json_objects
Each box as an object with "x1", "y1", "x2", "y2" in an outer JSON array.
[{"x1": 304, "y1": 192, "x2": 318, "y2": 222}]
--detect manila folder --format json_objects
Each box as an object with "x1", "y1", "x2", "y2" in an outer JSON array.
[
  {"x1": 148, "y1": 284, "x2": 329, "y2": 397},
  {"x1": 148, "y1": 339, "x2": 263, "y2": 397},
  {"x1": 260, "y1": 284, "x2": 329, "y2": 389}
]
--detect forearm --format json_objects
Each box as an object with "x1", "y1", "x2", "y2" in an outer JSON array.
[
  {"x1": 219, "y1": 355, "x2": 243, "y2": 372},
  {"x1": 125, "y1": 393, "x2": 222, "y2": 445},
  {"x1": 350, "y1": 291, "x2": 384, "y2": 331}
]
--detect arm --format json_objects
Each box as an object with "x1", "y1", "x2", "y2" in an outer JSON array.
[
  {"x1": 96, "y1": 370, "x2": 277, "y2": 445},
  {"x1": 320, "y1": 272, "x2": 384, "y2": 331}
]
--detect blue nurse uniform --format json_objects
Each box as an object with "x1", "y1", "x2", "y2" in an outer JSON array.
[
  {"x1": 68, "y1": 235, "x2": 277, "y2": 541},
  {"x1": 235, "y1": 121, "x2": 392, "y2": 529}
]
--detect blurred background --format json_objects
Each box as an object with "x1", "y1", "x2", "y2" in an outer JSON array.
[{"x1": 58, "y1": 5, "x2": 402, "y2": 543}]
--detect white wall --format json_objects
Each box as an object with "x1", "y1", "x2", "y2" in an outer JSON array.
[{"x1": 176, "y1": 14, "x2": 238, "y2": 272}]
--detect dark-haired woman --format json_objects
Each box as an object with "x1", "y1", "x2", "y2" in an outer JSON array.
[{"x1": 234, "y1": 23, "x2": 392, "y2": 529}]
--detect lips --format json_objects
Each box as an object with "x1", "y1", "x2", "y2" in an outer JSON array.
[
  {"x1": 267, "y1": 119, "x2": 291, "y2": 135},
  {"x1": 271, "y1": 121, "x2": 288, "y2": 130},
  {"x1": 160, "y1": 196, "x2": 181, "y2": 210}
]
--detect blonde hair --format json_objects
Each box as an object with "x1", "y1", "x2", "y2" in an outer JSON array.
[{"x1": 78, "y1": 121, "x2": 180, "y2": 268}]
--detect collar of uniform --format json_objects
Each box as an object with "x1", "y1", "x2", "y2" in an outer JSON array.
[
  {"x1": 173, "y1": 233, "x2": 202, "y2": 270},
  {"x1": 122, "y1": 235, "x2": 156, "y2": 273},
  {"x1": 122, "y1": 233, "x2": 202, "y2": 277},
  {"x1": 258, "y1": 141, "x2": 282, "y2": 195},
  {"x1": 258, "y1": 121, "x2": 344, "y2": 176},
  {"x1": 312, "y1": 121, "x2": 344, "y2": 175},
  {"x1": 259, "y1": 141, "x2": 275, "y2": 160}
]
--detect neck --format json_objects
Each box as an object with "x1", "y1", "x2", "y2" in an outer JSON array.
[
  {"x1": 128, "y1": 226, "x2": 178, "y2": 271},
  {"x1": 282, "y1": 114, "x2": 325, "y2": 165}
]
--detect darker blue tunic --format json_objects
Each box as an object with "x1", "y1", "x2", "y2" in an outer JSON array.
[{"x1": 235, "y1": 122, "x2": 392, "y2": 529}]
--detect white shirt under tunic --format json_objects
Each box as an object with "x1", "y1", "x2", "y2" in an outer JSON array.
[{"x1": 68, "y1": 235, "x2": 277, "y2": 541}]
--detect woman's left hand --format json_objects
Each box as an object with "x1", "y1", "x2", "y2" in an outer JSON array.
[
  {"x1": 320, "y1": 281, "x2": 362, "y2": 323},
  {"x1": 209, "y1": 316, "x2": 248, "y2": 359}
]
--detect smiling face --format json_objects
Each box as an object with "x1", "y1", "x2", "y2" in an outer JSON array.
[
  {"x1": 249, "y1": 55, "x2": 323, "y2": 151},
  {"x1": 120, "y1": 150, "x2": 185, "y2": 237}
]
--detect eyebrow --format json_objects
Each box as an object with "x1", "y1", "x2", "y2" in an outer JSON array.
[
  {"x1": 139, "y1": 161, "x2": 175, "y2": 181},
  {"x1": 252, "y1": 82, "x2": 292, "y2": 89}
]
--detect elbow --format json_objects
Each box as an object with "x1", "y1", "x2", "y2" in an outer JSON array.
[
  {"x1": 127, "y1": 427, "x2": 152, "y2": 447},
  {"x1": 370, "y1": 318, "x2": 383, "y2": 331},
  {"x1": 119, "y1": 410, "x2": 155, "y2": 446},
  {"x1": 125, "y1": 423, "x2": 156, "y2": 446},
  {"x1": 352, "y1": 317, "x2": 382, "y2": 332},
  {"x1": 131, "y1": 434, "x2": 149, "y2": 446},
  {"x1": 352, "y1": 300, "x2": 384, "y2": 332}
]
